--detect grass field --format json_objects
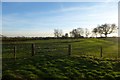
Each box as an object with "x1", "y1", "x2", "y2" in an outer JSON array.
[
  {"x1": 2, "y1": 38, "x2": 119, "y2": 59},
  {"x1": 2, "y1": 38, "x2": 120, "y2": 80}
]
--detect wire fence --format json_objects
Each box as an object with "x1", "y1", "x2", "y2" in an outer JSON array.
[{"x1": 2, "y1": 43, "x2": 119, "y2": 60}]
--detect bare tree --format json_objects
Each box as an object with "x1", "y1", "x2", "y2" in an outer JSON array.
[
  {"x1": 97, "y1": 24, "x2": 117, "y2": 37},
  {"x1": 54, "y1": 29, "x2": 63, "y2": 38},
  {"x1": 70, "y1": 28, "x2": 84, "y2": 38},
  {"x1": 77, "y1": 28, "x2": 84, "y2": 36},
  {"x1": 65, "y1": 33, "x2": 68, "y2": 37},
  {"x1": 70, "y1": 29, "x2": 79, "y2": 38},
  {"x1": 92, "y1": 28, "x2": 98, "y2": 38},
  {"x1": 85, "y1": 28, "x2": 90, "y2": 38}
]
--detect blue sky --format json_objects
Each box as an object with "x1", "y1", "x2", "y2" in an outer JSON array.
[
  {"x1": 2, "y1": 0, "x2": 120, "y2": 2},
  {"x1": 2, "y1": 2, "x2": 118, "y2": 37},
  {"x1": 0, "y1": 2, "x2": 2, "y2": 35}
]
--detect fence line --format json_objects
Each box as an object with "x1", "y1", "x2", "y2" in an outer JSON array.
[
  {"x1": 32, "y1": 44, "x2": 35, "y2": 56},
  {"x1": 68, "y1": 44, "x2": 72, "y2": 55},
  {"x1": 13, "y1": 46, "x2": 16, "y2": 60},
  {"x1": 2, "y1": 43, "x2": 118, "y2": 59},
  {"x1": 100, "y1": 46, "x2": 103, "y2": 58}
]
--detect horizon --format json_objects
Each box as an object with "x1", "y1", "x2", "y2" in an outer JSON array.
[{"x1": 2, "y1": 2, "x2": 118, "y2": 37}]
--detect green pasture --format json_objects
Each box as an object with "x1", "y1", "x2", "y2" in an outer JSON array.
[
  {"x1": 2, "y1": 38, "x2": 119, "y2": 59},
  {"x1": 2, "y1": 38, "x2": 120, "y2": 80},
  {"x1": 2, "y1": 53, "x2": 120, "y2": 80}
]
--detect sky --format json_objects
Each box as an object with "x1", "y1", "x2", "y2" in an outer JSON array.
[
  {"x1": 0, "y1": 2, "x2": 2, "y2": 36},
  {"x1": 1, "y1": 0, "x2": 120, "y2": 2},
  {"x1": 119, "y1": 1, "x2": 120, "y2": 37},
  {"x1": 2, "y1": 2, "x2": 118, "y2": 37}
]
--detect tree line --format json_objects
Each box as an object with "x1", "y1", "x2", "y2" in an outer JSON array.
[
  {"x1": 54, "y1": 23, "x2": 117, "y2": 38},
  {"x1": 2, "y1": 23, "x2": 118, "y2": 42}
]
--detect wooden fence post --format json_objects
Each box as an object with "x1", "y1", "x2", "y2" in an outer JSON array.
[
  {"x1": 13, "y1": 46, "x2": 16, "y2": 60},
  {"x1": 68, "y1": 44, "x2": 72, "y2": 55},
  {"x1": 32, "y1": 44, "x2": 35, "y2": 56},
  {"x1": 100, "y1": 46, "x2": 102, "y2": 58}
]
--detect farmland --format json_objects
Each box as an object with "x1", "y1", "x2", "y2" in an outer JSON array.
[{"x1": 2, "y1": 38, "x2": 120, "y2": 80}]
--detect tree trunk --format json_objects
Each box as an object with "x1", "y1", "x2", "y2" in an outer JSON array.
[
  {"x1": 105, "y1": 34, "x2": 107, "y2": 38},
  {"x1": 104, "y1": 32, "x2": 107, "y2": 38},
  {"x1": 96, "y1": 34, "x2": 97, "y2": 38}
]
